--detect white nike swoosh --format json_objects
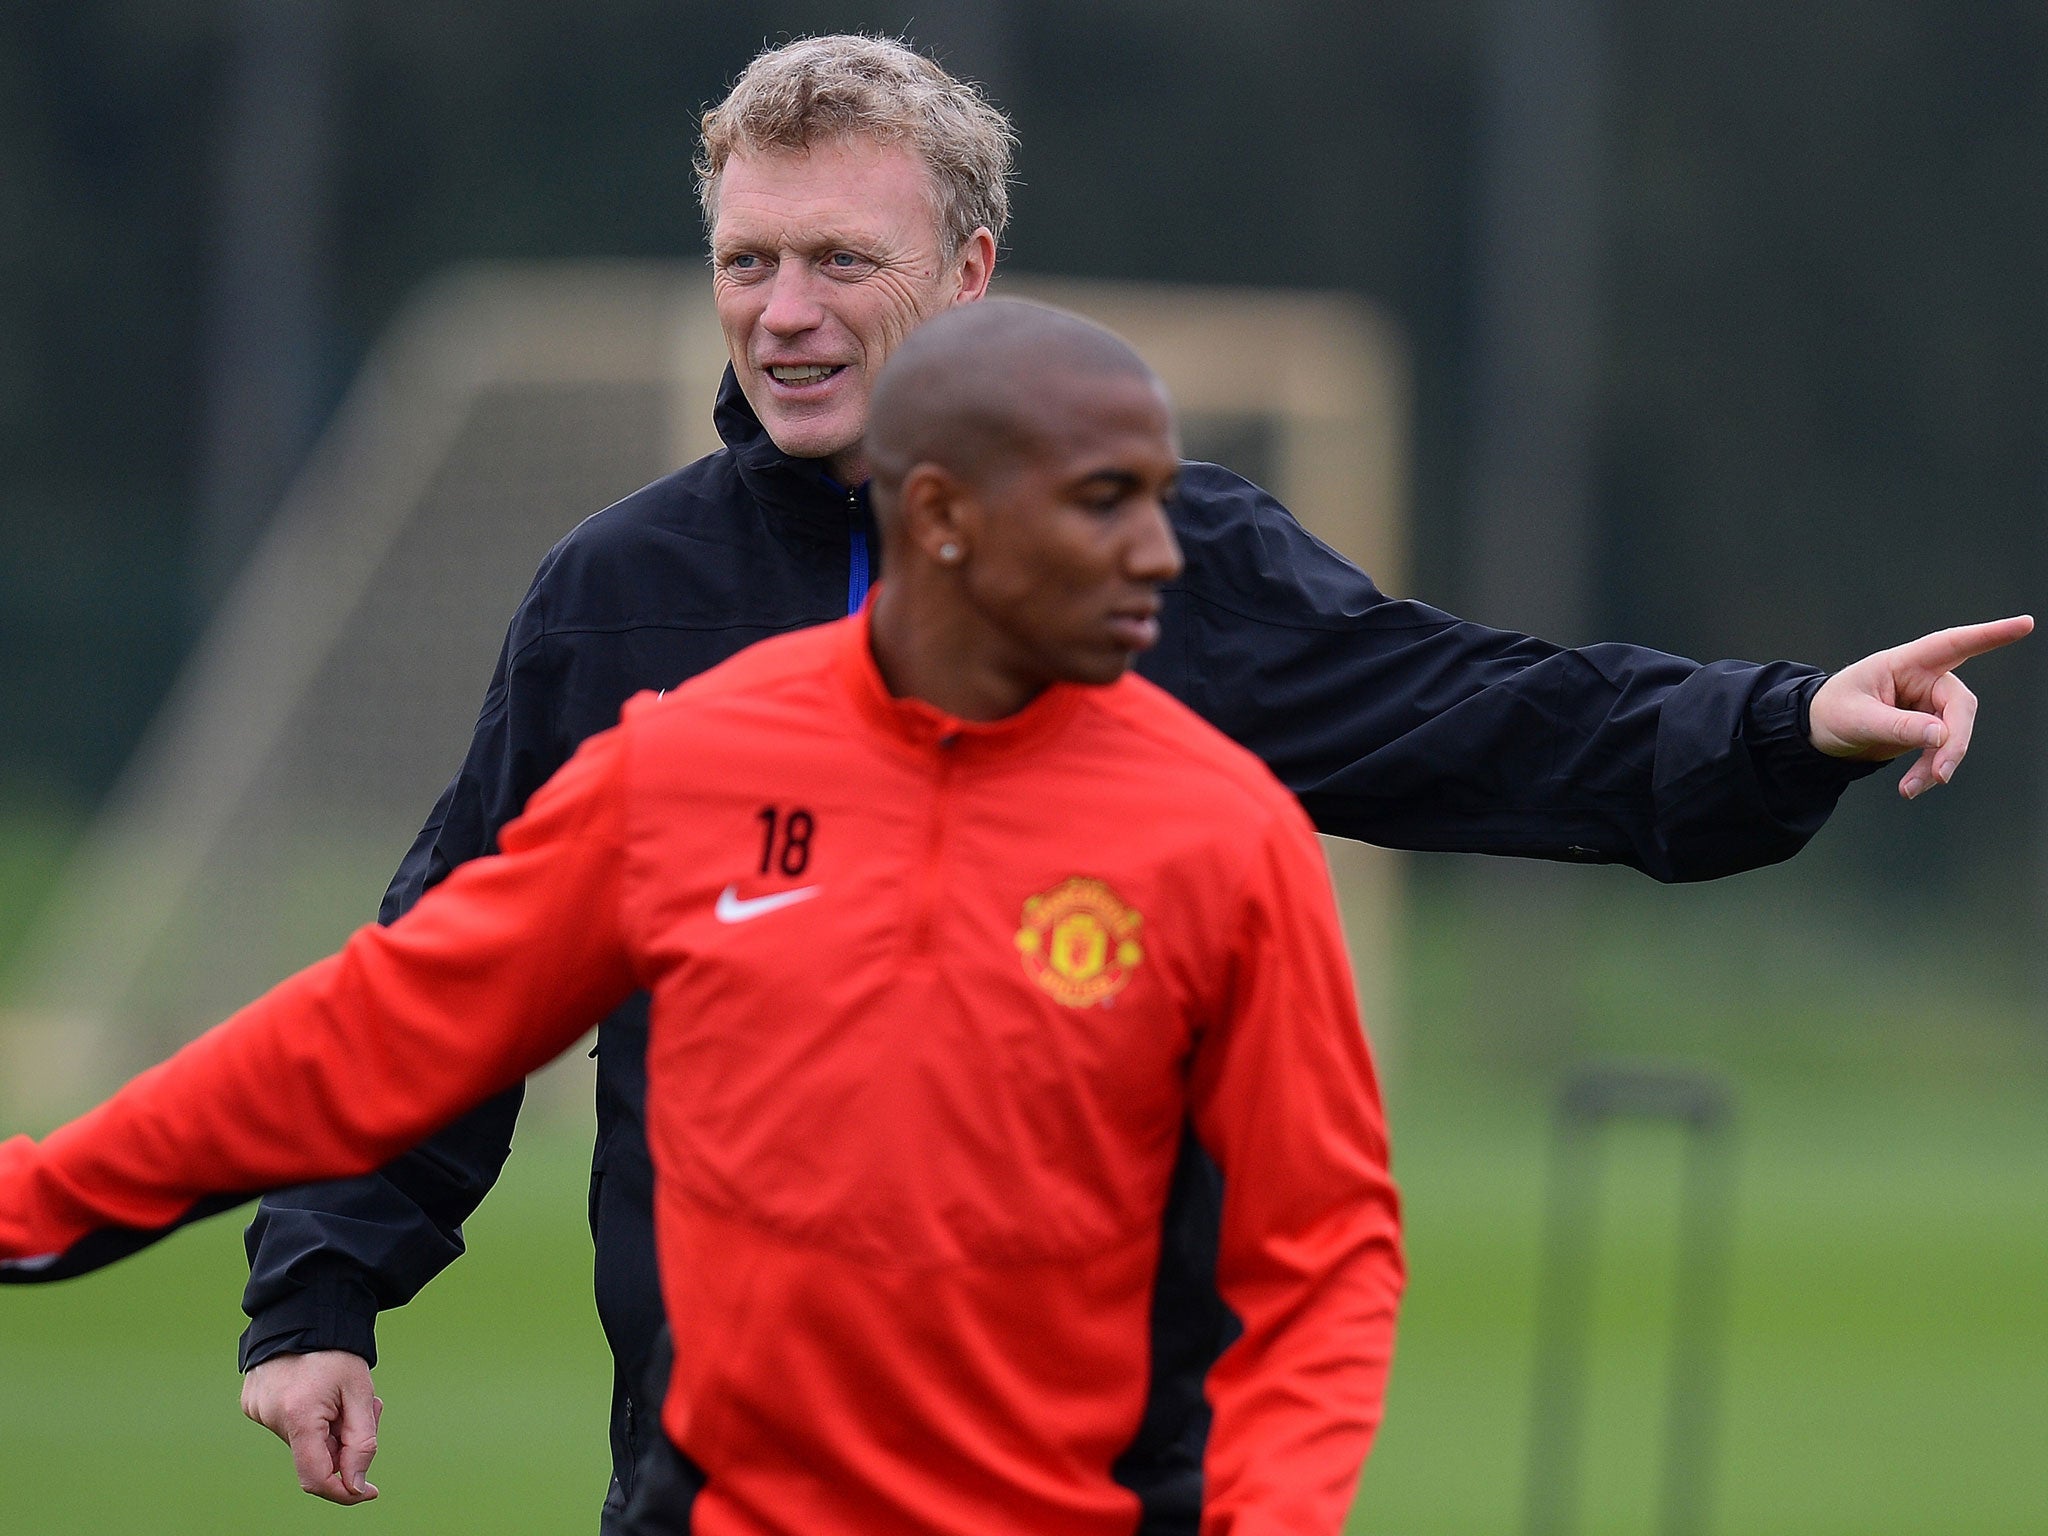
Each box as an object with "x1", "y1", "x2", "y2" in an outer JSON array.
[{"x1": 715, "y1": 884, "x2": 822, "y2": 924}]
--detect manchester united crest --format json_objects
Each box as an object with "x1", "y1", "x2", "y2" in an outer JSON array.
[{"x1": 1015, "y1": 877, "x2": 1146, "y2": 1007}]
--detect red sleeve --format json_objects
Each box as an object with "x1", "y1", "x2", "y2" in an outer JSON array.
[
  {"x1": 0, "y1": 723, "x2": 641, "y2": 1270},
  {"x1": 1187, "y1": 804, "x2": 1405, "y2": 1536}
]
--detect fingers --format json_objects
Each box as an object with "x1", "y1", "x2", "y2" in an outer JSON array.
[
  {"x1": 279, "y1": 1418, "x2": 330, "y2": 1495},
  {"x1": 333, "y1": 1378, "x2": 382, "y2": 1502},
  {"x1": 1812, "y1": 613, "x2": 2027, "y2": 767},
  {"x1": 1892, "y1": 614, "x2": 2034, "y2": 677},
  {"x1": 1899, "y1": 671, "x2": 1977, "y2": 799},
  {"x1": 1813, "y1": 686, "x2": 1942, "y2": 762},
  {"x1": 288, "y1": 1415, "x2": 366, "y2": 1504},
  {"x1": 240, "y1": 1351, "x2": 381, "y2": 1506}
]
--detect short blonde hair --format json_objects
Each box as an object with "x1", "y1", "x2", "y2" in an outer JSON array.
[{"x1": 696, "y1": 35, "x2": 1018, "y2": 252}]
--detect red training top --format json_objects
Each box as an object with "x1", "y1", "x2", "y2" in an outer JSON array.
[{"x1": 0, "y1": 608, "x2": 1402, "y2": 1536}]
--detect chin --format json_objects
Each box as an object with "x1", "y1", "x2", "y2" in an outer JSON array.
[
  {"x1": 744, "y1": 388, "x2": 857, "y2": 464},
  {"x1": 1066, "y1": 653, "x2": 1135, "y2": 688},
  {"x1": 762, "y1": 416, "x2": 857, "y2": 466}
]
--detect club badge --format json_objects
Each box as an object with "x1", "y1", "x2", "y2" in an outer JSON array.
[{"x1": 1015, "y1": 877, "x2": 1145, "y2": 1007}]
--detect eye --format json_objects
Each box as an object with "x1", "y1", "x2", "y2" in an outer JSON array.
[
  {"x1": 822, "y1": 250, "x2": 875, "y2": 277},
  {"x1": 718, "y1": 251, "x2": 768, "y2": 279}
]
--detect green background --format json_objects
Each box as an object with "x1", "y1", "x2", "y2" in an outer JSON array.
[
  {"x1": 4, "y1": 834, "x2": 2042, "y2": 1534},
  {"x1": 4, "y1": 7, "x2": 2045, "y2": 1523},
  {"x1": 3, "y1": 1086, "x2": 2042, "y2": 1534}
]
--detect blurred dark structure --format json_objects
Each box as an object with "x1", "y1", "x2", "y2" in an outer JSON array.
[
  {"x1": 1464, "y1": 0, "x2": 1609, "y2": 1061},
  {"x1": 195, "y1": 0, "x2": 338, "y2": 610},
  {"x1": 1468, "y1": 0, "x2": 1605, "y2": 643},
  {"x1": 1525, "y1": 1063, "x2": 1738, "y2": 1536},
  {"x1": 0, "y1": 0, "x2": 2041, "y2": 928}
]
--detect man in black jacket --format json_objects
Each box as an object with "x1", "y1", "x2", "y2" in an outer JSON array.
[{"x1": 233, "y1": 34, "x2": 2028, "y2": 1529}]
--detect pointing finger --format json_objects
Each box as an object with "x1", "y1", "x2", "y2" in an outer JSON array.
[{"x1": 1892, "y1": 615, "x2": 2034, "y2": 677}]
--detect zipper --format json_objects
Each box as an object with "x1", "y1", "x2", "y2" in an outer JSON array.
[
  {"x1": 907, "y1": 734, "x2": 958, "y2": 959},
  {"x1": 845, "y1": 486, "x2": 870, "y2": 615}
]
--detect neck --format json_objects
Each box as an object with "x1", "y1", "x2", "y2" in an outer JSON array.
[
  {"x1": 826, "y1": 442, "x2": 871, "y2": 487},
  {"x1": 868, "y1": 578, "x2": 1045, "y2": 722}
]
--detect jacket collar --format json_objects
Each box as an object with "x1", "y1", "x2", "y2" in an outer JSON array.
[
  {"x1": 715, "y1": 365, "x2": 869, "y2": 545},
  {"x1": 834, "y1": 593, "x2": 1087, "y2": 760}
]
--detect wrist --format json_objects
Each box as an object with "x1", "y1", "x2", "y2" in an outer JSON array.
[{"x1": 240, "y1": 1262, "x2": 381, "y2": 1371}]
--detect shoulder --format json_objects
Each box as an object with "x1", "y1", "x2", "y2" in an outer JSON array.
[
  {"x1": 531, "y1": 449, "x2": 746, "y2": 588},
  {"x1": 1165, "y1": 461, "x2": 1409, "y2": 632},
  {"x1": 1167, "y1": 461, "x2": 1320, "y2": 552},
  {"x1": 1090, "y1": 674, "x2": 1312, "y2": 834},
  {"x1": 618, "y1": 621, "x2": 841, "y2": 727},
  {"x1": 503, "y1": 446, "x2": 798, "y2": 651}
]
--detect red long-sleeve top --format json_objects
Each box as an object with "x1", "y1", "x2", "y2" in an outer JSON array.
[{"x1": 0, "y1": 609, "x2": 1402, "y2": 1535}]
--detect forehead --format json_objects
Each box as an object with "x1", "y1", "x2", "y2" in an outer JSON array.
[
  {"x1": 1015, "y1": 370, "x2": 1178, "y2": 474},
  {"x1": 711, "y1": 137, "x2": 943, "y2": 249}
]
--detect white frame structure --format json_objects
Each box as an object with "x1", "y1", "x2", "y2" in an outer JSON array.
[{"x1": 3, "y1": 265, "x2": 1408, "y2": 1117}]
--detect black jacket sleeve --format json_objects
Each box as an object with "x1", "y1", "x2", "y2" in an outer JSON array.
[
  {"x1": 1139, "y1": 463, "x2": 1874, "y2": 882},
  {"x1": 239, "y1": 587, "x2": 567, "y2": 1370}
]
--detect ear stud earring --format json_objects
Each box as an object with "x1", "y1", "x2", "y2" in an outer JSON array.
[{"x1": 939, "y1": 543, "x2": 961, "y2": 563}]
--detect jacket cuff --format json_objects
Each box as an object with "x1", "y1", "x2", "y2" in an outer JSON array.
[
  {"x1": 239, "y1": 1262, "x2": 382, "y2": 1371},
  {"x1": 1747, "y1": 673, "x2": 1883, "y2": 815}
]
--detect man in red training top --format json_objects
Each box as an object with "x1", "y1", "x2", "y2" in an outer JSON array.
[{"x1": 0, "y1": 299, "x2": 1403, "y2": 1536}]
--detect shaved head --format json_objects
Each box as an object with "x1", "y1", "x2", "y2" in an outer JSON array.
[
  {"x1": 866, "y1": 299, "x2": 1168, "y2": 519},
  {"x1": 861, "y1": 295, "x2": 1182, "y2": 722}
]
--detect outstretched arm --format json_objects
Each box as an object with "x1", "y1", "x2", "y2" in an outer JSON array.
[
  {"x1": 1152, "y1": 466, "x2": 2027, "y2": 880},
  {"x1": 0, "y1": 724, "x2": 638, "y2": 1274},
  {"x1": 1807, "y1": 616, "x2": 2033, "y2": 798}
]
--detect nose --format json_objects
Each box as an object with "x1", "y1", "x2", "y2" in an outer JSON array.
[
  {"x1": 758, "y1": 261, "x2": 825, "y2": 338},
  {"x1": 1127, "y1": 500, "x2": 1184, "y2": 585}
]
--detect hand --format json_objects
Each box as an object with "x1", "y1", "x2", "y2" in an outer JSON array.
[
  {"x1": 1808, "y1": 615, "x2": 2034, "y2": 798},
  {"x1": 240, "y1": 1350, "x2": 384, "y2": 1504}
]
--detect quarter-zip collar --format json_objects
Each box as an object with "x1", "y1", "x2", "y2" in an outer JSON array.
[
  {"x1": 834, "y1": 592, "x2": 1087, "y2": 761},
  {"x1": 716, "y1": 364, "x2": 875, "y2": 555}
]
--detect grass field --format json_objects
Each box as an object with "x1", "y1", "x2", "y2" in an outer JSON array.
[
  {"x1": 2, "y1": 1078, "x2": 2043, "y2": 1535},
  {"x1": 2, "y1": 810, "x2": 2043, "y2": 1533}
]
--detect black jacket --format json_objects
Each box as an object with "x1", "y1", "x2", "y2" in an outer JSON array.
[{"x1": 241, "y1": 369, "x2": 1862, "y2": 1529}]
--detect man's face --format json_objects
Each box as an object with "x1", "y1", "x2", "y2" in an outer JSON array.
[
  {"x1": 710, "y1": 138, "x2": 989, "y2": 481},
  {"x1": 956, "y1": 371, "x2": 1186, "y2": 692}
]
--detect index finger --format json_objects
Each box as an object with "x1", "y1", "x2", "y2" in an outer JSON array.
[
  {"x1": 286, "y1": 1423, "x2": 344, "y2": 1499},
  {"x1": 1894, "y1": 614, "x2": 2034, "y2": 674}
]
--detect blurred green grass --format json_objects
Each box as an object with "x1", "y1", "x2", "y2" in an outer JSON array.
[
  {"x1": 2, "y1": 817, "x2": 2044, "y2": 1532},
  {"x1": 0, "y1": 1123, "x2": 613, "y2": 1533},
  {"x1": 2, "y1": 1085, "x2": 2042, "y2": 1534},
  {"x1": 1356, "y1": 1079, "x2": 2048, "y2": 1536}
]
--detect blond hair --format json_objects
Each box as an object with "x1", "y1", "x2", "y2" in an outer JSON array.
[{"x1": 696, "y1": 35, "x2": 1017, "y2": 252}]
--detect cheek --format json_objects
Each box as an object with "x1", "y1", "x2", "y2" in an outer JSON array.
[
  {"x1": 714, "y1": 284, "x2": 763, "y2": 344},
  {"x1": 849, "y1": 272, "x2": 951, "y2": 360},
  {"x1": 1000, "y1": 562, "x2": 1101, "y2": 635}
]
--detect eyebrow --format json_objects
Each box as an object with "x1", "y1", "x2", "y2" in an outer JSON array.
[
  {"x1": 1070, "y1": 467, "x2": 1184, "y2": 503},
  {"x1": 712, "y1": 223, "x2": 877, "y2": 257}
]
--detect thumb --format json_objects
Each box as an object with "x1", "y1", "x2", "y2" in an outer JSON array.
[
  {"x1": 335, "y1": 1380, "x2": 382, "y2": 1500},
  {"x1": 1812, "y1": 686, "x2": 1944, "y2": 761}
]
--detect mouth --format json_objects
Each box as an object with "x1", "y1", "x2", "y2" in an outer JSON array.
[
  {"x1": 763, "y1": 363, "x2": 848, "y2": 390},
  {"x1": 1106, "y1": 603, "x2": 1163, "y2": 652}
]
